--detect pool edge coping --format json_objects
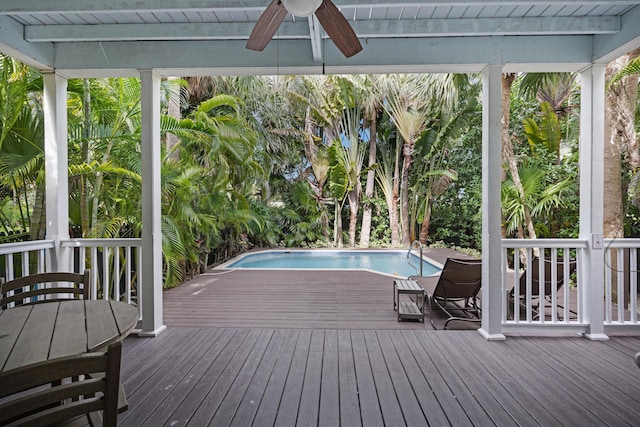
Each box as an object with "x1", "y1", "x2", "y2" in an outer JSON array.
[{"x1": 214, "y1": 248, "x2": 444, "y2": 279}]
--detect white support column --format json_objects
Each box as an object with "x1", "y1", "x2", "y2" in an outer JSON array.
[
  {"x1": 478, "y1": 64, "x2": 506, "y2": 341},
  {"x1": 42, "y1": 72, "x2": 71, "y2": 272},
  {"x1": 579, "y1": 64, "x2": 608, "y2": 340},
  {"x1": 139, "y1": 69, "x2": 166, "y2": 336}
]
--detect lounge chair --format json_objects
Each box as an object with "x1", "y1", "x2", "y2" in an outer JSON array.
[
  {"x1": 508, "y1": 256, "x2": 577, "y2": 321},
  {"x1": 411, "y1": 258, "x2": 482, "y2": 329}
]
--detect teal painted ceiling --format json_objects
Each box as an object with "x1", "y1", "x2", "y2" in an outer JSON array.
[{"x1": 0, "y1": 1, "x2": 639, "y2": 76}]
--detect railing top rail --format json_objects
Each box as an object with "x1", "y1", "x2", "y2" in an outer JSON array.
[
  {"x1": 0, "y1": 239, "x2": 55, "y2": 255},
  {"x1": 61, "y1": 238, "x2": 142, "y2": 248},
  {"x1": 502, "y1": 238, "x2": 588, "y2": 249},
  {"x1": 602, "y1": 238, "x2": 640, "y2": 248}
]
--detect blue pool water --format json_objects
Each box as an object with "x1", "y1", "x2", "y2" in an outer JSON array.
[{"x1": 220, "y1": 250, "x2": 441, "y2": 278}]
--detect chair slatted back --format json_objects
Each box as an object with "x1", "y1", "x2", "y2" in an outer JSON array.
[
  {"x1": 0, "y1": 341, "x2": 121, "y2": 427},
  {"x1": 433, "y1": 258, "x2": 482, "y2": 300},
  {"x1": 518, "y1": 257, "x2": 577, "y2": 298},
  {"x1": 0, "y1": 270, "x2": 90, "y2": 308}
]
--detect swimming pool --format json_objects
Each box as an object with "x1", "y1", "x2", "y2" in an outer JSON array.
[{"x1": 217, "y1": 250, "x2": 441, "y2": 278}]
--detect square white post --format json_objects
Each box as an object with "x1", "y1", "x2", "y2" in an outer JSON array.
[
  {"x1": 579, "y1": 64, "x2": 608, "y2": 340},
  {"x1": 139, "y1": 69, "x2": 166, "y2": 336},
  {"x1": 478, "y1": 64, "x2": 506, "y2": 341},
  {"x1": 42, "y1": 72, "x2": 71, "y2": 272}
]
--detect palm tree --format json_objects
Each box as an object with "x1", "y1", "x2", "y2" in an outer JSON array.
[
  {"x1": 375, "y1": 129, "x2": 402, "y2": 246},
  {"x1": 502, "y1": 162, "x2": 573, "y2": 239},
  {"x1": 413, "y1": 83, "x2": 479, "y2": 244},
  {"x1": 349, "y1": 74, "x2": 383, "y2": 247},
  {"x1": 328, "y1": 106, "x2": 365, "y2": 247},
  {"x1": 0, "y1": 54, "x2": 44, "y2": 241},
  {"x1": 381, "y1": 74, "x2": 457, "y2": 246}
]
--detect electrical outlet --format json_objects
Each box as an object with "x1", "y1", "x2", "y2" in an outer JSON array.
[{"x1": 592, "y1": 234, "x2": 604, "y2": 249}]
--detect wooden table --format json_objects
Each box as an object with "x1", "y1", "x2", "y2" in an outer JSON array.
[{"x1": 0, "y1": 300, "x2": 139, "y2": 374}]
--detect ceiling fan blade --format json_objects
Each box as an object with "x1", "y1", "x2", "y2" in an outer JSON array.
[
  {"x1": 246, "y1": 0, "x2": 288, "y2": 51},
  {"x1": 315, "y1": 0, "x2": 362, "y2": 58}
]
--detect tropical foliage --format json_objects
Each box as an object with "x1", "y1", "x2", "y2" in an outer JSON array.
[{"x1": 1, "y1": 52, "x2": 639, "y2": 288}]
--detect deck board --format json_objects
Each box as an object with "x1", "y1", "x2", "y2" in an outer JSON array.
[
  {"x1": 251, "y1": 330, "x2": 300, "y2": 427},
  {"x1": 448, "y1": 332, "x2": 559, "y2": 426},
  {"x1": 162, "y1": 270, "x2": 449, "y2": 330},
  {"x1": 504, "y1": 337, "x2": 633, "y2": 426},
  {"x1": 362, "y1": 330, "x2": 408, "y2": 425},
  {"x1": 318, "y1": 330, "x2": 339, "y2": 427},
  {"x1": 413, "y1": 331, "x2": 492, "y2": 425},
  {"x1": 207, "y1": 329, "x2": 275, "y2": 427},
  {"x1": 120, "y1": 261, "x2": 640, "y2": 427},
  {"x1": 296, "y1": 329, "x2": 324, "y2": 427},
  {"x1": 228, "y1": 329, "x2": 287, "y2": 427},
  {"x1": 118, "y1": 328, "x2": 640, "y2": 427},
  {"x1": 336, "y1": 330, "x2": 361, "y2": 427},
  {"x1": 350, "y1": 330, "x2": 384, "y2": 427}
]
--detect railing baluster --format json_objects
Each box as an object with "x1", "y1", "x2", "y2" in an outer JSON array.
[
  {"x1": 21, "y1": 251, "x2": 32, "y2": 302},
  {"x1": 91, "y1": 246, "x2": 98, "y2": 299},
  {"x1": 548, "y1": 249, "x2": 557, "y2": 323},
  {"x1": 617, "y1": 248, "x2": 625, "y2": 322},
  {"x1": 525, "y1": 248, "x2": 533, "y2": 322},
  {"x1": 631, "y1": 248, "x2": 638, "y2": 323},
  {"x1": 501, "y1": 247, "x2": 508, "y2": 323},
  {"x1": 125, "y1": 246, "x2": 132, "y2": 305},
  {"x1": 114, "y1": 246, "x2": 121, "y2": 302},
  {"x1": 605, "y1": 249, "x2": 612, "y2": 323},
  {"x1": 513, "y1": 252, "x2": 520, "y2": 322},
  {"x1": 562, "y1": 255, "x2": 570, "y2": 324},
  {"x1": 137, "y1": 246, "x2": 142, "y2": 311},
  {"x1": 6, "y1": 253, "x2": 14, "y2": 307},
  {"x1": 103, "y1": 247, "x2": 110, "y2": 301}
]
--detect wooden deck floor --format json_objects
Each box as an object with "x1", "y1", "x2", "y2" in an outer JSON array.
[
  {"x1": 133, "y1": 251, "x2": 640, "y2": 426},
  {"x1": 118, "y1": 327, "x2": 640, "y2": 426},
  {"x1": 162, "y1": 246, "x2": 475, "y2": 330}
]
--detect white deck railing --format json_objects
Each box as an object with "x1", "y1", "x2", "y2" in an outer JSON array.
[
  {"x1": 0, "y1": 238, "x2": 141, "y2": 307},
  {"x1": 603, "y1": 238, "x2": 640, "y2": 328},
  {"x1": 1, "y1": 238, "x2": 639, "y2": 336},
  {"x1": 502, "y1": 238, "x2": 640, "y2": 334},
  {"x1": 501, "y1": 239, "x2": 588, "y2": 334},
  {"x1": 0, "y1": 239, "x2": 55, "y2": 279},
  {"x1": 61, "y1": 238, "x2": 142, "y2": 305}
]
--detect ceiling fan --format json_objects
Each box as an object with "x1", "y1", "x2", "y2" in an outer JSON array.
[{"x1": 246, "y1": 0, "x2": 363, "y2": 58}]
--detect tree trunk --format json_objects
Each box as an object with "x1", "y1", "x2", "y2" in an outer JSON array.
[
  {"x1": 166, "y1": 76, "x2": 182, "y2": 162},
  {"x1": 501, "y1": 74, "x2": 538, "y2": 245},
  {"x1": 334, "y1": 199, "x2": 343, "y2": 247},
  {"x1": 391, "y1": 139, "x2": 401, "y2": 246},
  {"x1": 80, "y1": 79, "x2": 91, "y2": 237},
  {"x1": 29, "y1": 183, "x2": 46, "y2": 240},
  {"x1": 348, "y1": 190, "x2": 359, "y2": 247},
  {"x1": 418, "y1": 189, "x2": 433, "y2": 244},
  {"x1": 359, "y1": 113, "x2": 377, "y2": 247},
  {"x1": 620, "y1": 48, "x2": 640, "y2": 173},
  {"x1": 604, "y1": 49, "x2": 640, "y2": 303},
  {"x1": 400, "y1": 138, "x2": 414, "y2": 246}
]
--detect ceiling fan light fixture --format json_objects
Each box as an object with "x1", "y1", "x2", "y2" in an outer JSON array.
[{"x1": 282, "y1": 0, "x2": 323, "y2": 16}]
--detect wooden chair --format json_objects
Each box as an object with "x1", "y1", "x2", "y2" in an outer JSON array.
[
  {"x1": 0, "y1": 270, "x2": 90, "y2": 308},
  {"x1": 0, "y1": 341, "x2": 122, "y2": 427}
]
